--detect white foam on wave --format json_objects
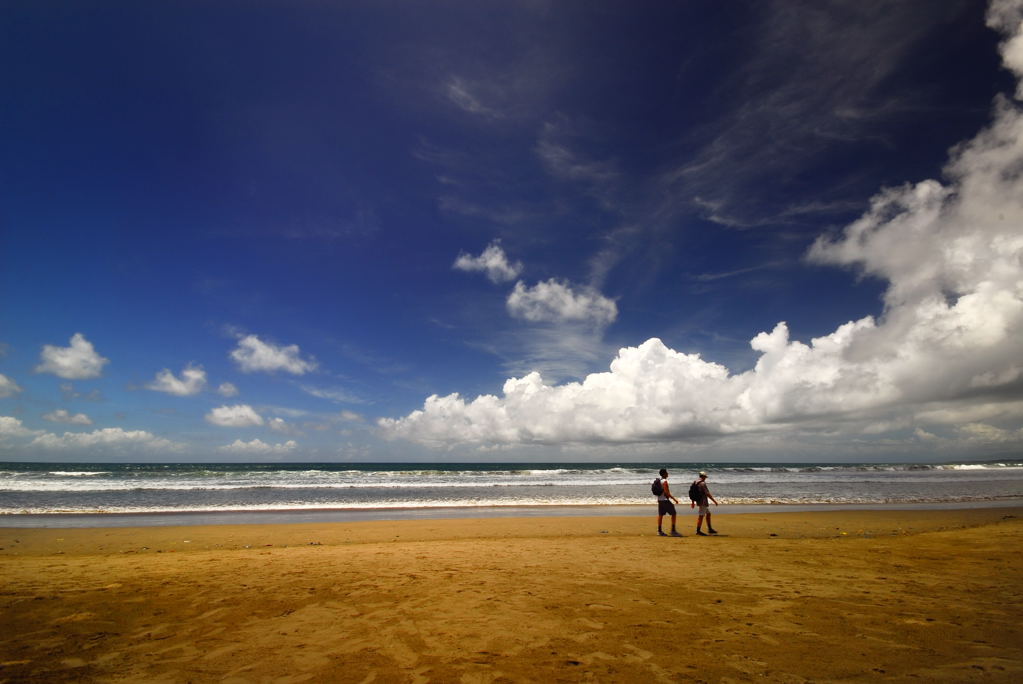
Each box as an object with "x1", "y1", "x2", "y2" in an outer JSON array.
[
  {"x1": 0, "y1": 496, "x2": 647, "y2": 515},
  {"x1": 0, "y1": 475, "x2": 651, "y2": 493},
  {"x1": 943, "y1": 464, "x2": 1000, "y2": 470}
]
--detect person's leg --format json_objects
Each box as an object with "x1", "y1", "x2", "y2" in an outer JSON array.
[
  {"x1": 707, "y1": 512, "x2": 717, "y2": 534},
  {"x1": 657, "y1": 512, "x2": 664, "y2": 532},
  {"x1": 670, "y1": 513, "x2": 677, "y2": 532},
  {"x1": 696, "y1": 513, "x2": 704, "y2": 532}
]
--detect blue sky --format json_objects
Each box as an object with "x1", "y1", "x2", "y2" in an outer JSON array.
[{"x1": 3, "y1": 0, "x2": 1023, "y2": 462}]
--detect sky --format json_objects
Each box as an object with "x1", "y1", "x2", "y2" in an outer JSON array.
[{"x1": 2, "y1": 0, "x2": 1022, "y2": 463}]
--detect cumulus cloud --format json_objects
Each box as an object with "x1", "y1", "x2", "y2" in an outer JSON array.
[
  {"x1": 35, "y1": 333, "x2": 109, "y2": 379},
  {"x1": 267, "y1": 417, "x2": 302, "y2": 436},
  {"x1": 146, "y1": 365, "x2": 207, "y2": 396},
  {"x1": 506, "y1": 279, "x2": 618, "y2": 326},
  {"x1": 29, "y1": 427, "x2": 179, "y2": 451},
  {"x1": 381, "y1": 7, "x2": 1023, "y2": 449},
  {"x1": 217, "y1": 382, "x2": 239, "y2": 397},
  {"x1": 205, "y1": 404, "x2": 264, "y2": 427},
  {"x1": 230, "y1": 334, "x2": 317, "y2": 375},
  {"x1": 218, "y1": 438, "x2": 297, "y2": 454},
  {"x1": 988, "y1": 0, "x2": 1023, "y2": 97},
  {"x1": 0, "y1": 374, "x2": 21, "y2": 398},
  {"x1": 453, "y1": 241, "x2": 523, "y2": 283},
  {"x1": 0, "y1": 416, "x2": 39, "y2": 439},
  {"x1": 43, "y1": 409, "x2": 93, "y2": 425}
]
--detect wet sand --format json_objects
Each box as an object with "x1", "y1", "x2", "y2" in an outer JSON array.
[{"x1": 2, "y1": 507, "x2": 1021, "y2": 682}]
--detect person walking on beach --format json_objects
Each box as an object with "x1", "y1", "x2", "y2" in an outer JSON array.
[
  {"x1": 691, "y1": 471, "x2": 719, "y2": 536},
  {"x1": 653, "y1": 468, "x2": 682, "y2": 537}
]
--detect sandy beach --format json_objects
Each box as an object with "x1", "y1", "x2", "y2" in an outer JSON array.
[{"x1": 2, "y1": 507, "x2": 1021, "y2": 683}]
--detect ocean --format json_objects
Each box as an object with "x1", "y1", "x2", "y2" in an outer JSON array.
[{"x1": 2, "y1": 460, "x2": 1022, "y2": 527}]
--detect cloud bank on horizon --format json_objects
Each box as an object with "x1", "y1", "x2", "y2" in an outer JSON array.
[{"x1": 379, "y1": 1, "x2": 1023, "y2": 451}]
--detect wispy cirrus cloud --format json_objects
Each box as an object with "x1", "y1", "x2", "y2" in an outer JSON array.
[
  {"x1": 299, "y1": 384, "x2": 366, "y2": 405},
  {"x1": 661, "y1": 1, "x2": 982, "y2": 229},
  {"x1": 536, "y1": 120, "x2": 620, "y2": 189},
  {"x1": 445, "y1": 76, "x2": 503, "y2": 118},
  {"x1": 380, "y1": 4, "x2": 1023, "y2": 451},
  {"x1": 60, "y1": 383, "x2": 102, "y2": 402}
]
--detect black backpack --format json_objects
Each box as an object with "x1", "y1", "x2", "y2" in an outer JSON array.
[
  {"x1": 688, "y1": 480, "x2": 702, "y2": 503},
  {"x1": 651, "y1": 478, "x2": 663, "y2": 496}
]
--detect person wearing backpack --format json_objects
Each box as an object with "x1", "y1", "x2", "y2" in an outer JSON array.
[
  {"x1": 689, "y1": 471, "x2": 719, "y2": 535},
  {"x1": 652, "y1": 468, "x2": 682, "y2": 537}
]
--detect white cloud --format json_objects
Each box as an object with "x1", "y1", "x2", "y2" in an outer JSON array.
[
  {"x1": 217, "y1": 382, "x2": 239, "y2": 397},
  {"x1": 43, "y1": 409, "x2": 93, "y2": 425},
  {"x1": 988, "y1": 0, "x2": 1023, "y2": 97},
  {"x1": 205, "y1": 404, "x2": 264, "y2": 427},
  {"x1": 381, "y1": 9, "x2": 1023, "y2": 449},
  {"x1": 29, "y1": 427, "x2": 179, "y2": 451},
  {"x1": 453, "y1": 241, "x2": 523, "y2": 283},
  {"x1": 146, "y1": 365, "x2": 207, "y2": 396},
  {"x1": 536, "y1": 124, "x2": 619, "y2": 187},
  {"x1": 0, "y1": 416, "x2": 39, "y2": 439},
  {"x1": 498, "y1": 325, "x2": 614, "y2": 385},
  {"x1": 300, "y1": 384, "x2": 365, "y2": 404},
  {"x1": 264, "y1": 406, "x2": 309, "y2": 419},
  {"x1": 660, "y1": 2, "x2": 973, "y2": 230},
  {"x1": 380, "y1": 339, "x2": 742, "y2": 445},
  {"x1": 446, "y1": 76, "x2": 502, "y2": 118},
  {"x1": 915, "y1": 401, "x2": 1023, "y2": 426},
  {"x1": 957, "y1": 422, "x2": 1023, "y2": 443},
  {"x1": 0, "y1": 374, "x2": 21, "y2": 398},
  {"x1": 506, "y1": 279, "x2": 617, "y2": 326},
  {"x1": 218, "y1": 438, "x2": 297, "y2": 454},
  {"x1": 267, "y1": 417, "x2": 302, "y2": 436},
  {"x1": 35, "y1": 333, "x2": 109, "y2": 379},
  {"x1": 339, "y1": 410, "x2": 364, "y2": 422},
  {"x1": 230, "y1": 335, "x2": 317, "y2": 375}
]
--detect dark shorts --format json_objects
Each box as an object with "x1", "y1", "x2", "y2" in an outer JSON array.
[{"x1": 658, "y1": 500, "x2": 676, "y2": 516}]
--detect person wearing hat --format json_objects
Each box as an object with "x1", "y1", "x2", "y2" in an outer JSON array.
[{"x1": 691, "y1": 471, "x2": 719, "y2": 535}]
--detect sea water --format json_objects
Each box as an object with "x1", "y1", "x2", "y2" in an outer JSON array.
[{"x1": 2, "y1": 461, "x2": 1021, "y2": 522}]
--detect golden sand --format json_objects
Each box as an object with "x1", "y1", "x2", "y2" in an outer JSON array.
[{"x1": 2, "y1": 507, "x2": 1021, "y2": 682}]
